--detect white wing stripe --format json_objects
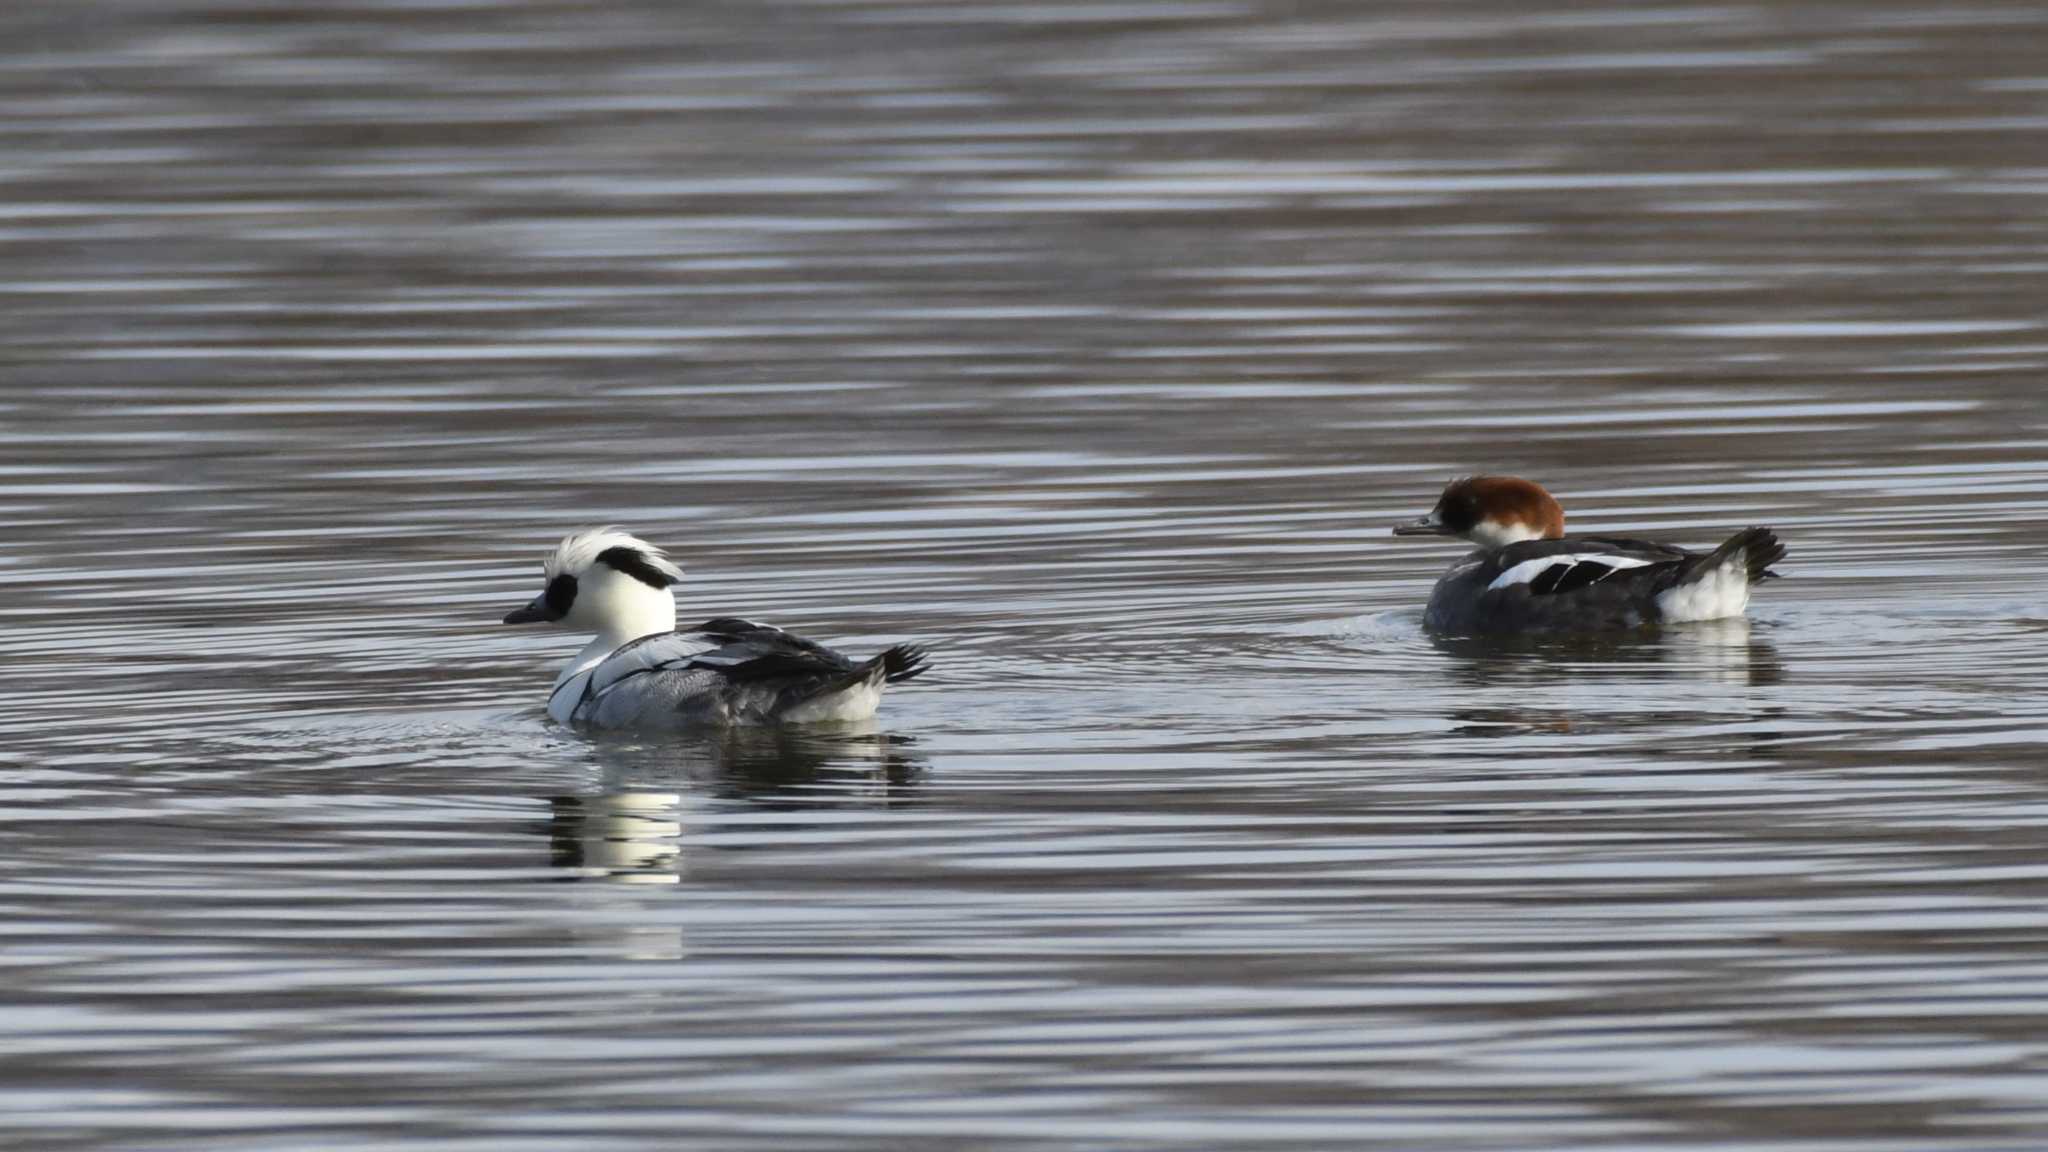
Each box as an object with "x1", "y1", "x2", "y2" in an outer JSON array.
[{"x1": 1486, "y1": 553, "x2": 1654, "y2": 592}]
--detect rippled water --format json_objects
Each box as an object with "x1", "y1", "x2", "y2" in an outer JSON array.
[{"x1": 6, "y1": 0, "x2": 2048, "y2": 1147}]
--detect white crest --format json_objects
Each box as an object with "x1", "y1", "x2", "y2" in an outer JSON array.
[{"x1": 543, "y1": 526, "x2": 683, "y2": 583}]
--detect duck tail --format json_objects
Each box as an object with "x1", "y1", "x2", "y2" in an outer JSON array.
[
  {"x1": 802, "y1": 642, "x2": 928, "y2": 702},
  {"x1": 867, "y1": 644, "x2": 930, "y2": 686},
  {"x1": 1693, "y1": 526, "x2": 1786, "y2": 585}
]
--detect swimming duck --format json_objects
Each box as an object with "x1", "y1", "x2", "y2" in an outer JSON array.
[
  {"x1": 503, "y1": 527, "x2": 927, "y2": 727},
  {"x1": 1393, "y1": 476, "x2": 1785, "y2": 634}
]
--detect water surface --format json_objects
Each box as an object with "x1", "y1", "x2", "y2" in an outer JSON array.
[{"x1": 5, "y1": 0, "x2": 2048, "y2": 1148}]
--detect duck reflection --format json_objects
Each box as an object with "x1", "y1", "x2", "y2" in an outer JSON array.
[
  {"x1": 546, "y1": 790, "x2": 687, "y2": 884},
  {"x1": 1431, "y1": 618, "x2": 1785, "y2": 735},
  {"x1": 690, "y1": 723, "x2": 926, "y2": 807},
  {"x1": 542, "y1": 722, "x2": 927, "y2": 885},
  {"x1": 1434, "y1": 617, "x2": 1782, "y2": 685}
]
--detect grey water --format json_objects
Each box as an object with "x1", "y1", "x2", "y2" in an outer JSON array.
[{"x1": 4, "y1": 0, "x2": 2048, "y2": 1148}]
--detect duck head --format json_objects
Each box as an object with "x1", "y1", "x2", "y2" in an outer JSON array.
[
  {"x1": 503, "y1": 526, "x2": 682, "y2": 647},
  {"x1": 1393, "y1": 476, "x2": 1566, "y2": 550}
]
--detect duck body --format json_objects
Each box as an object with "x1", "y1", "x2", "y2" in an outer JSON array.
[
  {"x1": 1395, "y1": 477, "x2": 1784, "y2": 636},
  {"x1": 504, "y1": 527, "x2": 926, "y2": 730},
  {"x1": 550, "y1": 617, "x2": 926, "y2": 729},
  {"x1": 1421, "y1": 530, "x2": 1780, "y2": 634}
]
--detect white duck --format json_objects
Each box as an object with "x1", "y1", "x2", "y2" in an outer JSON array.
[{"x1": 502, "y1": 527, "x2": 927, "y2": 728}]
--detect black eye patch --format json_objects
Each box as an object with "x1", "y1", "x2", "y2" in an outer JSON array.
[
  {"x1": 1436, "y1": 493, "x2": 1480, "y2": 533},
  {"x1": 543, "y1": 573, "x2": 578, "y2": 617},
  {"x1": 595, "y1": 545, "x2": 678, "y2": 590}
]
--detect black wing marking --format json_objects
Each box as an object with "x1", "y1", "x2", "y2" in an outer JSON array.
[
  {"x1": 1476, "y1": 536, "x2": 1702, "y2": 602},
  {"x1": 1530, "y1": 560, "x2": 1622, "y2": 595},
  {"x1": 1494, "y1": 535, "x2": 1693, "y2": 566},
  {"x1": 685, "y1": 617, "x2": 857, "y2": 683},
  {"x1": 1488, "y1": 535, "x2": 1695, "y2": 599},
  {"x1": 694, "y1": 617, "x2": 839, "y2": 655}
]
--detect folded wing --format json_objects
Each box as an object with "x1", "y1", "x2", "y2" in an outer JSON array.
[{"x1": 575, "y1": 618, "x2": 911, "y2": 727}]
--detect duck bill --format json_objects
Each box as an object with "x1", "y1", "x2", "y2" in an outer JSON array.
[
  {"x1": 502, "y1": 595, "x2": 560, "y2": 625},
  {"x1": 1392, "y1": 513, "x2": 1452, "y2": 536}
]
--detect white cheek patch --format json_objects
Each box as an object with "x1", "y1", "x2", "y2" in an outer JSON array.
[
  {"x1": 1487, "y1": 553, "x2": 1653, "y2": 593},
  {"x1": 1468, "y1": 520, "x2": 1546, "y2": 550}
]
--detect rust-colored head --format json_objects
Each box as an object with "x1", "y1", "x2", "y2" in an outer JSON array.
[{"x1": 1392, "y1": 475, "x2": 1566, "y2": 549}]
